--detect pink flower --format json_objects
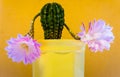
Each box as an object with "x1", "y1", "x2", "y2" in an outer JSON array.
[
  {"x1": 5, "y1": 34, "x2": 41, "y2": 64},
  {"x1": 78, "y1": 20, "x2": 114, "y2": 52}
]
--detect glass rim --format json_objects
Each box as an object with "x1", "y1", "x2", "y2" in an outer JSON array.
[{"x1": 38, "y1": 39, "x2": 86, "y2": 54}]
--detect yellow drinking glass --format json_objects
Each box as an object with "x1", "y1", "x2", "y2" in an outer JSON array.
[{"x1": 32, "y1": 40, "x2": 86, "y2": 77}]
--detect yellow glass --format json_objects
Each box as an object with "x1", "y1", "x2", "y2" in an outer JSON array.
[{"x1": 32, "y1": 40, "x2": 86, "y2": 77}]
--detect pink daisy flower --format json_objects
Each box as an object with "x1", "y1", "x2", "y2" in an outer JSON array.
[
  {"x1": 78, "y1": 19, "x2": 114, "y2": 52},
  {"x1": 5, "y1": 34, "x2": 41, "y2": 64}
]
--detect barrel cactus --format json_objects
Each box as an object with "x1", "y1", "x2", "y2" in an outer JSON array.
[
  {"x1": 40, "y1": 3, "x2": 64, "y2": 39},
  {"x1": 27, "y1": 2, "x2": 80, "y2": 40}
]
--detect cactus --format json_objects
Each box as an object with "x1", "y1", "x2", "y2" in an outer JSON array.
[
  {"x1": 40, "y1": 3, "x2": 64, "y2": 39},
  {"x1": 27, "y1": 2, "x2": 80, "y2": 40}
]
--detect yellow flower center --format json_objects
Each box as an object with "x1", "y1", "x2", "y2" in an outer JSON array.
[{"x1": 21, "y1": 43, "x2": 29, "y2": 51}]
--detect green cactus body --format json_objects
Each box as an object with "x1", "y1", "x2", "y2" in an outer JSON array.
[{"x1": 40, "y1": 3, "x2": 64, "y2": 39}]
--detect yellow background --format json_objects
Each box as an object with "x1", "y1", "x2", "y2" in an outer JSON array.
[{"x1": 0, "y1": 0, "x2": 120, "y2": 77}]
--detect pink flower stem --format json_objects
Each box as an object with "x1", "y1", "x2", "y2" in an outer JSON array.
[
  {"x1": 25, "y1": 13, "x2": 40, "y2": 38},
  {"x1": 64, "y1": 24, "x2": 80, "y2": 40}
]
